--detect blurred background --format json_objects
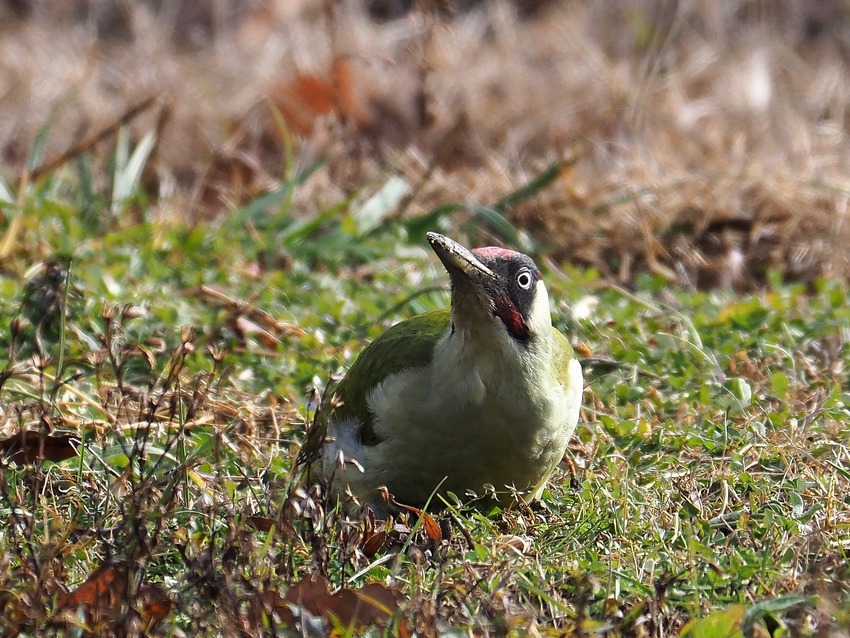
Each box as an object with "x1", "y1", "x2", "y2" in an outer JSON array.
[{"x1": 2, "y1": 0, "x2": 849, "y2": 288}]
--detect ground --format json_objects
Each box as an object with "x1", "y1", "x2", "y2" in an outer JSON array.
[{"x1": 0, "y1": 1, "x2": 849, "y2": 636}]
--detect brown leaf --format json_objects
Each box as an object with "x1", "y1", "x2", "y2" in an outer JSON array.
[
  {"x1": 266, "y1": 575, "x2": 405, "y2": 632},
  {"x1": 361, "y1": 529, "x2": 387, "y2": 558},
  {"x1": 254, "y1": 590, "x2": 293, "y2": 626},
  {"x1": 56, "y1": 564, "x2": 126, "y2": 625},
  {"x1": 390, "y1": 499, "x2": 443, "y2": 542},
  {"x1": 245, "y1": 515, "x2": 275, "y2": 532},
  {"x1": 397, "y1": 618, "x2": 413, "y2": 638},
  {"x1": 55, "y1": 564, "x2": 171, "y2": 631},
  {"x1": 285, "y1": 573, "x2": 334, "y2": 618},
  {"x1": 269, "y1": 58, "x2": 359, "y2": 136},
  {"x1": 419, "y1": 512, "x2": 442, "y2": 542},
  {"x1": 0, "y1": 432, "x2": 79, "y2": 463},
  {"x1": 0, "y1": 590, "x2": 29, "y2": 637},
  {"x1": 326, "y1": 582, "x2": 403, "y2": 629},
  {"x1": 575, "y1": 341, "x2": 593, "y2": 357},
  {"x1": 138, "y1": 583, "x2": 171, "y2": 630}
]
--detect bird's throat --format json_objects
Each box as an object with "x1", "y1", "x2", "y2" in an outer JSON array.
[{"x1": 493, "y1": 295, "x2": 529, "y2": 341}]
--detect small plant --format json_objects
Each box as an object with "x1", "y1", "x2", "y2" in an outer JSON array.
[{"x1": 0, "y1": 70, "x2": 848, "y2": 635}]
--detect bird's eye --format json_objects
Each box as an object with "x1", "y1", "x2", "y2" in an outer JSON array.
[{"x1": 516, "y1": 269, "x2": 534, "y2": 290}]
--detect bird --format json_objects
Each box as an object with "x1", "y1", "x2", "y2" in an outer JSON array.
[{"x1": 298, "y1": 232, "x2": 583, "y2": 515}]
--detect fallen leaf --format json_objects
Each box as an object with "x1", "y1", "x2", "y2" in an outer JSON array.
[
  {"x1": 245, "y1": 515, "x2": 275, "y2": 532},
  {"x1": 286, "y1": 573, "x2": 333, "y2": 618},
  {"x1": 269, "y1": 58, "x2": 357, "y2": 136},
  {"x1": 254, "y1": 590, "x2": 293, "y2": 626},
  {"x1": 255, "y1": 574, "x2": 331, "y2": 627},
  {"x1": 55, "y1": 563, "x2": 171, "y2": 632},
  {"x1": 56, "y1": 564, "x2": 126, "y2": 626},
  {"x1": 327, "y1": 582, "x2": 404, "y2": 629},
  {"x1": 361, "y1": 529, "x2": 387, "y2": 557},
  {"x1": 575, "y1": 341, "x2": 594, "y2": 357},
  {"x1": 260, "y1": 574, "x2": 405, "y2": 633},
  {"x1": 0, "y1": 590, "x2": 29, "y2": 637},
  {"x1": 0, "y1": 432, "x2": 79, "y2": 463},
  {"x1": 138, "y1": 583, "x2": 171, "y2": 630},
  {"x1": 358, "y1": 508, "x2": 388, "y2": 557},
  {"x1": 390, "y1": 498, "x2": 442, "y2": 542}
]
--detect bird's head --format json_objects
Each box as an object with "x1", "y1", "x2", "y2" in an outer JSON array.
[{"x1": 427, "y1": 232, "x2": 552, "y2": 345}]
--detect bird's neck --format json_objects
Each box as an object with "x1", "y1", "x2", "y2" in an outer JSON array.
[{"x1": 432, "y1": 317, "x2": 551, "y2": 408}]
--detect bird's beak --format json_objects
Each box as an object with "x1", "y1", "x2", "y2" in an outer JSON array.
[{"x1": 427, "y1": 232, "x2": 494, "y2": 283}]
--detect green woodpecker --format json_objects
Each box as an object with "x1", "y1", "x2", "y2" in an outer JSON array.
[{"x1": 299, "y1": 232, "x2": 583, "y2": 515}]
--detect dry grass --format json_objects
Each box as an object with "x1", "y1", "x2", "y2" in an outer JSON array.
[
  {"x1": 3, "y1": 0, "x2": 850, "y2": 287},
  {"x1": 2, "y1": 5, "x2": 850, "y2": 632}
]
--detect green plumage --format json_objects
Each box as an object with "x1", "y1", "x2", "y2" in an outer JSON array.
[
  {"x1": 299, "y1": 310, "x2": 450, "y2": 464},
  {"x1": 297, "y1": 232, "x2": 585, "y2": 513},
  {"x1": 299, "y1": 310, "x2": 575, "y2": 468},
  {"x1": 552, "y1": 328, "x2": 575, "y2": 388}
]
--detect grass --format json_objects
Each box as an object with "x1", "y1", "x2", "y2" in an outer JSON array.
[
  {"x1": 6, "y1": 1, "x2": 850, "y2": 287},
  {"x1": 0, "y1": 139, "x2": 848, "y2": 636},
  {"x1": 2, "y1": 3, "x2": 850, "y2": 634}
]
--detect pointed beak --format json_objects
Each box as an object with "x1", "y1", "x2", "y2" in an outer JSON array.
[{"x1": 427, "y1": 232, "x2": 495, "y2": 283}]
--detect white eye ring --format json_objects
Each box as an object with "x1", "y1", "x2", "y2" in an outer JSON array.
[{"x1": 516, "y1": 269, "x2": 534, "y2": 290}]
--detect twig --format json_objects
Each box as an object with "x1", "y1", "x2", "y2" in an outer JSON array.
[
  {"x1": 187, "y1": 285, "x2": 307, "y2": 337},
  {"x1": 25, "y1": 95, "x2": 159, "y2": 184}
]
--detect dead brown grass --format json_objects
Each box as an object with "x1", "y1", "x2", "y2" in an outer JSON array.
[{"x1": 3, "y1": 0, "x2": 850, "y2": 287}]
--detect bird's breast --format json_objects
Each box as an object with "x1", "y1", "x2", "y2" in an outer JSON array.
[{"x1": 363, "y1": 349, "x2": 571, "y2": 505}]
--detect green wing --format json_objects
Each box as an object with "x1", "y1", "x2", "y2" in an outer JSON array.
[
  {"x1": 298, "y1": 310, "x2": 451, "y2": 465},
  {"x1": 552, "y1": 327, "x2": 576, "y2": 387}
]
